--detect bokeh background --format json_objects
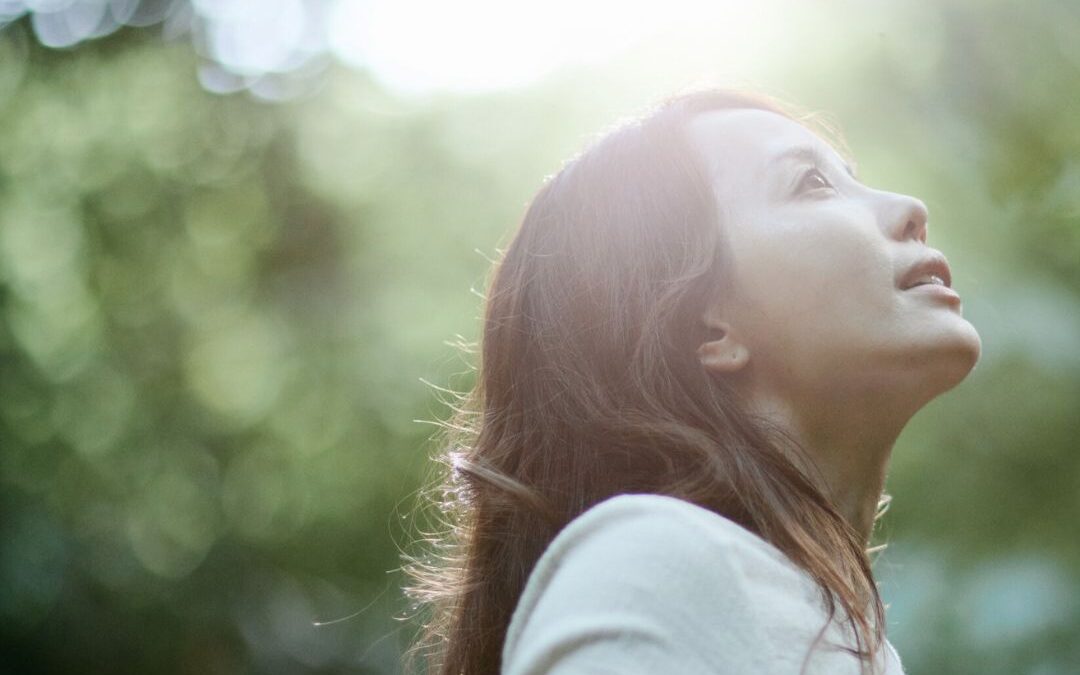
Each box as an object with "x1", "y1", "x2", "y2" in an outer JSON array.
[{"x1": 1, "y1": 0, "x2": 1078, "y2": 673}]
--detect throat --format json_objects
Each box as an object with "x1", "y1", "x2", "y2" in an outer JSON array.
[{"x1": 744, "y1": 386, "x2": 904, "y2": 544}]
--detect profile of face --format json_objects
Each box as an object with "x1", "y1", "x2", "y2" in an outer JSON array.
[{"x1": 690, "y1": 110, "x2": 982, "y2": 426}]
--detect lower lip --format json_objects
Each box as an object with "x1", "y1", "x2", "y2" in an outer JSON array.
[{"x1": 903, "y1": 284, "x2": 961, "y2": 304}]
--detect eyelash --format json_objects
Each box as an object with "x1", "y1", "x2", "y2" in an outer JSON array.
[{"x1": 795, "y1": 167, "x2": 835, "y2": 196}]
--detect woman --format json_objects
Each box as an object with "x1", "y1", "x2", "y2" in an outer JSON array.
[{"x1": 406, "y1": 89, "x2": 981, "y2": 674}]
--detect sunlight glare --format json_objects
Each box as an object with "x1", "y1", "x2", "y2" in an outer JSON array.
[{"x1": 328, "y1": 0, "x2": 794, "y2": 94}]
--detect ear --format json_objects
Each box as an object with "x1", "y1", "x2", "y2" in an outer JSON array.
[{"x1": 697, "y1": 319, "x2": 750, "y2": 375}]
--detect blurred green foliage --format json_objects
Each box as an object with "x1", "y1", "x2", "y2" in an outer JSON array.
[{"x1": 0, "y1": 2, "x2": 1078, "y2": 674}]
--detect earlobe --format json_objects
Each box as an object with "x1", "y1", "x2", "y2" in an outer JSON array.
[{"x1": 697, "y1": 321, "x2": 750, "y2": 374}]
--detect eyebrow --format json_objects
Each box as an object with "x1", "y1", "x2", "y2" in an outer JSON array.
[{"x1": 771, "y1": 144, "x2": 858, "y2": 180}]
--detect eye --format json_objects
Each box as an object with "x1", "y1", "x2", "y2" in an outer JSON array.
[{"x1": 795, "y1": 167, "x2": 834, "y2": 195}]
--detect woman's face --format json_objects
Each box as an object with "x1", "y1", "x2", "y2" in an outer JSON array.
[{"x1": 689, "y1": 109, "x2": 981, "y2": 407}]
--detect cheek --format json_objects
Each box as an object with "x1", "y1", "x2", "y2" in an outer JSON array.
[
  {"x1": 727, "y1": 217, "x2": 895, "y2": 357},
  {"x1": 735, "y1": 222, "x2": 889, "y2": 315}
]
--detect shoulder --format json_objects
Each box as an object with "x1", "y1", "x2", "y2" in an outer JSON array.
[
  {"x1": 554, "y1": 493, "x2": 783, "y2": 558},
  {"x1": 502, "y1": 494, "x2": 830, "y2": 675},
  {"x1": 525, "y1": 493, "x2": 799, "y2": 590}
]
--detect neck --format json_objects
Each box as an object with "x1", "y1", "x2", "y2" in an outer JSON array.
[{"x1": 745, "y1": 381, "x2": 914, "y2": 543}]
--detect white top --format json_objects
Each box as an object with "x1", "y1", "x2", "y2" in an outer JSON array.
[{"x1": 502, "y1": 494, "x2": 905, "y2": 675}]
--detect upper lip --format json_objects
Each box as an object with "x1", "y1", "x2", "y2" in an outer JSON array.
[{"x1": 898, "y1": 250, "x2": 953, "y2": 290}]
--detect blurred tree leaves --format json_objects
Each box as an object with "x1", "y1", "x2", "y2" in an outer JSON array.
[{"x1": 0, "y1": 19, "x2": 412, "y2": 674}]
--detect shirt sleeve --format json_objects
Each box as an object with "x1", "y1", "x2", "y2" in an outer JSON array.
[{"x1": 500, "y1": 494, "x2": 825, "y2": 675}]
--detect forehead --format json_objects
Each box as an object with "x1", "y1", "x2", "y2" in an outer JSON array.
[{"x1": 687, "y1": 108, "x2": 836, "y2": 182}]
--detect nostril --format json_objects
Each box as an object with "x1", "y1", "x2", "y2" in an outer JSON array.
[
  {"x1": 902, "y1": 215, "x2": 928, "y2": 243},
  {"x1": 885, "y1": 195, "x2": 929, "y2": 242},
  {"x1": 917, "y1": 220, "x2": 928, "y2": 244},
  {"x1": 904, "y1": 219, "x2": 928, "y2": 243}
]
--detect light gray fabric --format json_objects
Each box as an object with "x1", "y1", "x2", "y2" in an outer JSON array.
[{"x1": 502, "y1": 494, "x2": 904, "y2": 675}]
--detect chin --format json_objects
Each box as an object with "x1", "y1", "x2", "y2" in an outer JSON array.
[
  {"x1": 926, "y1": 318, "x2": 983, "y2": 393},
  {"x1": 879, "y1": 316, "x2": 982, "y2": 406}
]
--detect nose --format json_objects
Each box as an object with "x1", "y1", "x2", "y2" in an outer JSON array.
[{"x1": 883, "y1": 194, "x2": 929, "y2": 243}]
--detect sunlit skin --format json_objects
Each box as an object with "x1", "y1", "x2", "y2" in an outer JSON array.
[{"x1": 691, "y1": 110, "x2": 982, "y2": 542}]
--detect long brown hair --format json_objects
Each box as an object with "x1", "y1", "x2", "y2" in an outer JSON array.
[{"x1": 405, "y1": 88, "x2": 887, "y2": 675}]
